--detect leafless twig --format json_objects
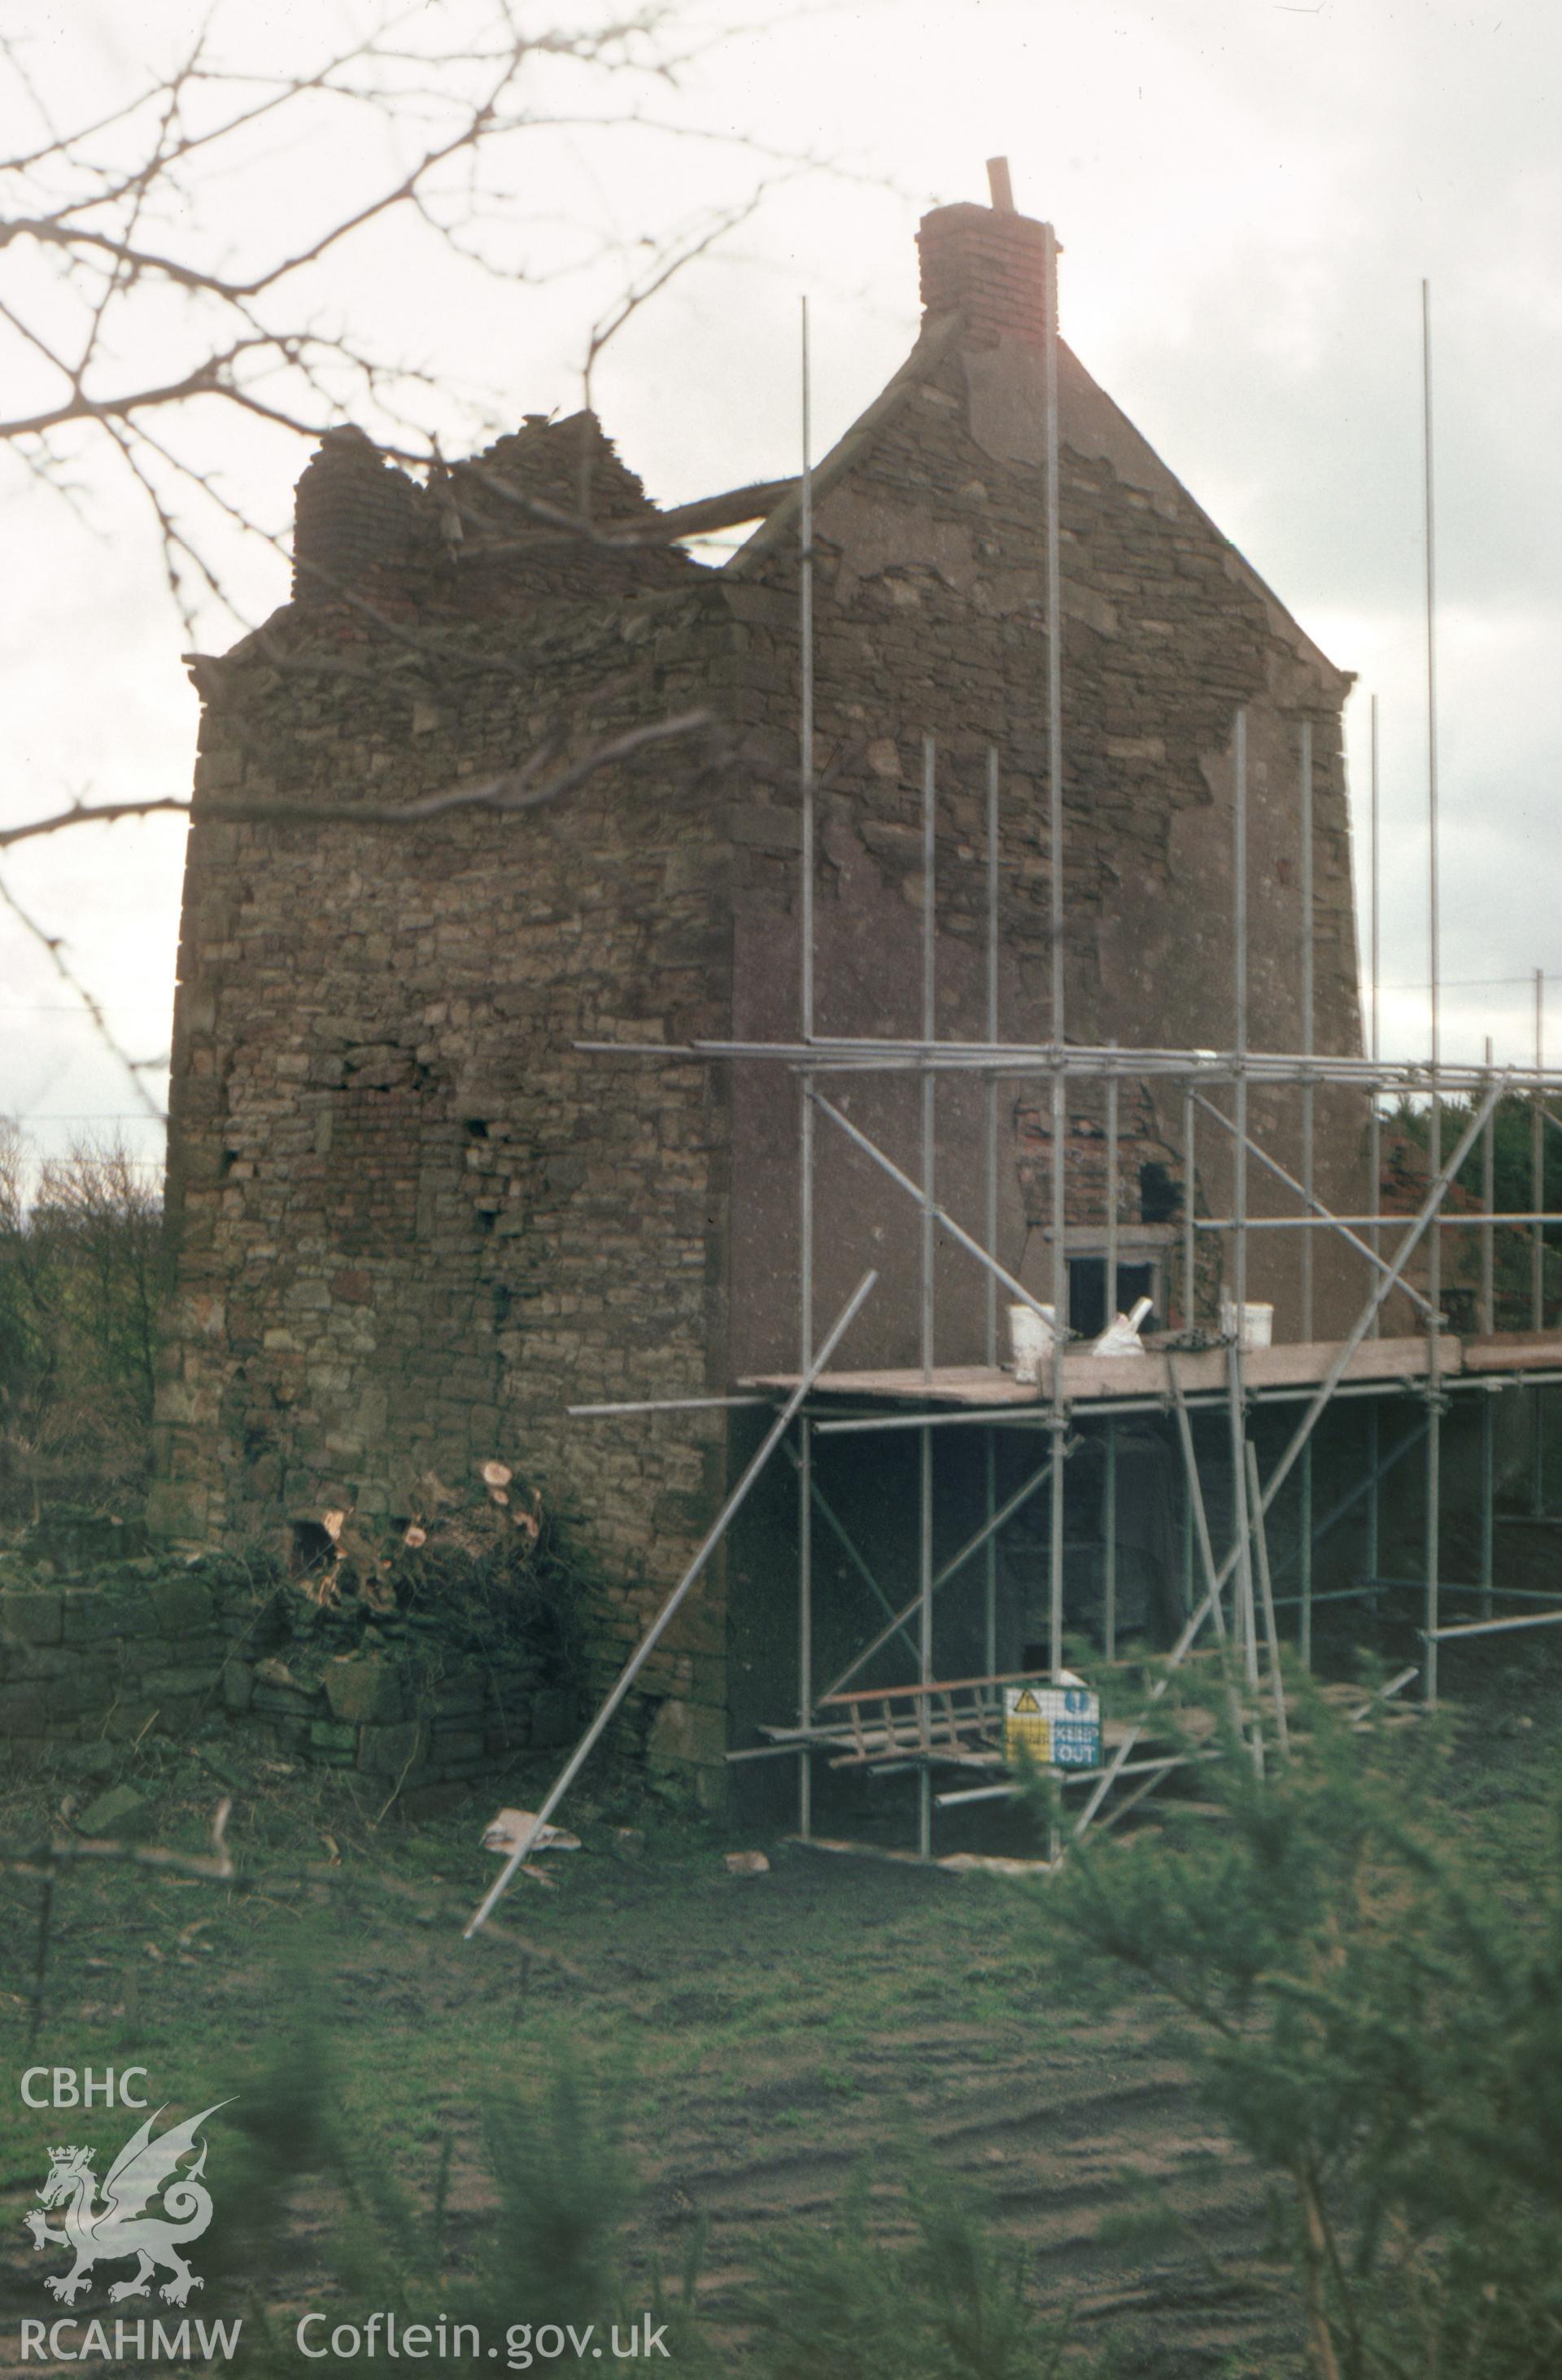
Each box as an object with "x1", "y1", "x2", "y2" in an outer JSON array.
[
  {"x1": 0, "y1": 707, "x2": 717, "y2": 853},
  {"x1": 0, "y1": 870, "x2": 168, "y2": 1116}
]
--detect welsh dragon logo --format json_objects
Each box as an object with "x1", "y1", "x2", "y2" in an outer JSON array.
[{"x1": 24, "y1": 2102, "x2": 230, "y2": 2307}]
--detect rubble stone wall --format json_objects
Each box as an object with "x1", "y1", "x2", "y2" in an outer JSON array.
[
  {"x1": 724, "y1": 324, "x2": 1362, "y2": 1370},
  {"x1": 0, "y1": 1563, "x2": 571, "y2": 1809},
  {"x1": 153, "y1": 562, "x2": 749, "y2": 1801},
  {"x1": 151, "y1": 208, "x2": 1365, "y2": 1795}
]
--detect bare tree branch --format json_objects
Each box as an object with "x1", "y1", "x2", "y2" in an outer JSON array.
[
  {"x1": 0, "y1": 707, "x2": 716, "y2": 854},
  {"x1": 0, "y1": 871, "x2": 168, "y2": 1116},
  {"x1": 0, "y1": 0, "x2": 857, "y2": 1146}
]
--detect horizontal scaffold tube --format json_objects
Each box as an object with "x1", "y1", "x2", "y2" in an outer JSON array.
[{"x1": 576, "y1": 1036, "x2": 1562, "y2": 1098}]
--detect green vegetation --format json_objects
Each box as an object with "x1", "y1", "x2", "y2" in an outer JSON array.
[
  {"x1": 1384, "y1": 1090, "x2": 1562, "y2": 1325},
  {"x1": 1037, "y1": 1673, "x2": 1562, "y2": 2378},
  {"x1": 0, "y1": 1129, "x2": 164, "y2": 1525},
  {"x1": 7, "y1": 1638, "x2": 1562, "y2": 2373}
]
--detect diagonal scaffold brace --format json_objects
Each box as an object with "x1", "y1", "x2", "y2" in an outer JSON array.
[
  {"x1": 1070, "y1": 1072, "x2": 1509, "y2": 1843},
  {"x1": 464, "y1": 1268, "x2": 879, "y2": 1937}
]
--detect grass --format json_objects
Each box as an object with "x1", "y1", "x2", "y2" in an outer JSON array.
[
  {"x1": 5, "y1": 1631, "x2": 1562, "y2": 2373},
  {"x1": 1, "y1": 1738, "x2": 1068, "y2": 2165}
]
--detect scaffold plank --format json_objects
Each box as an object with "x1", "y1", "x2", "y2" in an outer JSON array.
[{"x1": 745, "y1": 1334, "x2": 1469, "y2": 1408}]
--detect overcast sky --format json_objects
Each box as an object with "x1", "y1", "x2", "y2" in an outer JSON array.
[{"x1": 3, "y1": 0, "x2": 1560, "y2": 1187}]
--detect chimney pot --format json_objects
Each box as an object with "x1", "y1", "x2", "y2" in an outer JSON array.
[{"x1": 985, "y1": 155, "x2": 1016, "y2": 212}]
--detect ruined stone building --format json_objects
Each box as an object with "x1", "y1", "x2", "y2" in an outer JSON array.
[{"x1": 151, "y1": 190, "x2": 1365, "y2": 1801}]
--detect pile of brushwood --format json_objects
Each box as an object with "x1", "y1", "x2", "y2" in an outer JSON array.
[{"x1": 278, "y1": 1466, "x2": 588, "y2": 1694}]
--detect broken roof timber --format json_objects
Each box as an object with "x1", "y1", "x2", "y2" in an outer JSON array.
[{"x1": 479, "y1": 476, "x2": 801, "y2": 552}]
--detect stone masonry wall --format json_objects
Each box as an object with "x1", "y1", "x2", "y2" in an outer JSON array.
[
  {"x1": 154, "y1": 549, "x2": 755, "y2": 1803},
  {"x1": 723, "y1": 312, "x2": 1363, "y2": 1371},
  {"x1": 0, "y1": 1557, "x2": 572, "y2": 1809},
  {"x1": 152, "y1": 201, "x2": 1367, "y2": 1800}
]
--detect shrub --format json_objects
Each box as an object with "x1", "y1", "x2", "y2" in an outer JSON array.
[
  {"x1": 1032, "y1": 1679, "x2": 1562, "y2": 2379},
  {"x1": 0, "y1": 1124, "x2": 165, "y2": 1525}
]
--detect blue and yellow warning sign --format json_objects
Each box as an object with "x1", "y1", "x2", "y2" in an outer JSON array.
[{"x1": 1003, "y1": 1682, "x2": 1101, "y2": 1770}]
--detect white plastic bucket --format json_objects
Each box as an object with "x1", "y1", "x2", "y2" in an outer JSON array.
[
  {"x1": 1008, "y1": 1302, "x2": 1056, "y2": 1384},
  {"x1": 1220, "y1": 1298, "x2": 1274, "y2": 1349}
]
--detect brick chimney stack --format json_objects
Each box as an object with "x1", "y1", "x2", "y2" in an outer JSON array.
[
  {"x1": 291, "y1": 426, "x2": 424, "y2": 603},
  {"x1": 916, "y1": 157, "x2": 1052, "y2": 347}
]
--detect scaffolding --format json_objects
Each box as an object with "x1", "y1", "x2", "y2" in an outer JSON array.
[{"x1": 466, "y1": 226, "x2": 1562, "y2": 1933}]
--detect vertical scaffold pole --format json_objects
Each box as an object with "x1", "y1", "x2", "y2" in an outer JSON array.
[
  {"x1": 1534, "y1": 970, "x2": 1546, "y2": 1338},
  {"x1": 1422, "y1": 279, "x2": 1443, "y2": 1710},
  {"x1": 1103, "y1": 1421, "x2": 1118, "y2": 1663},
  {"x1": 1481, "y1": 1389, "x2": 1496, "y2": 1625},
  {"x1": 1183, "y1": 1085, "x2": 1198, "y2": 1334},
  {"x1": 1106, "y1": 1064, "x2": 1120, "y2": 1321},
  {"x1": 797, "y1": 295, "x2": 816, "y2": 1840},
  {"x1": 1044, "y1": 218, "x2": 1068, "y2": 1678},
  {"x1": 1233, "y1": 708, "x2": 1249, "y2": 1327},
  {"x1": 1104, "y1": 1057, "x2": 1119, "y2": 1659},
  {"x1": 1481, "y1": 1036, "x2": 1496, "y2": 1338},
  {"x1": 1534, "y1": 970, "x2": 1546, "y2": 1518},
  {"x1": 1181, "y1": 1078, "x2": 1198, "y2": 1616},
  {"x1": 919, "y1": 736, "x2": 936, "y2": 1858},
  {"x1": 1425, "y1": 1382, "x2": 1442, "y2": 1713},
  {"x1": 984, "y1": 750, "x2": 1001, "y2": 1676},
  {"x1": 1228, "y1": 1347, "x2": 1259, "y2": 1698},
  {"x1": 1170, "y1": 1349, "x2": 1256, "y2": 1801},
  {"x1": 1368, "y1": 693, "x2": 1382, "y2": 1306},
  {"x1": 1300, "y1": 718, "x2": 1315, "y2": 1331},
  {"x1": 1481, "y1": 1035, "x2": 1496, "y2": 1620},
  {"x1": 1245, "y1": 1438, "x2": 1291, "y2": 1759},
  {"x1": 1366, "y1": 695, "x2": 1382, "y2": 1598},
  {"x1": 1228, "y1": 707, "x2": 1250, "y2": 1660},
  {"x1": 1229, "y1": 714, "x2": 1257, "y2": 1684},
  {"x1": 1298, "y1": 717, "x2": 1315, "y2": 1668}
]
